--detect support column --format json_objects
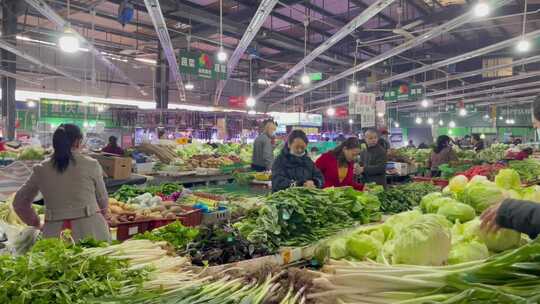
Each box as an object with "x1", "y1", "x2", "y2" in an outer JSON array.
[
  {"x1": 154, "y1": 45, "x2": 170, "y2": 110},
  {"x1": 1, "y1": 0, "x2": 18, "y2": 140}
]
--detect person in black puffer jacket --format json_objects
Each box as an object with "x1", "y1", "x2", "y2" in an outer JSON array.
[{"x1": 272, "y1": 130, "x2": 324, "y2": 193}]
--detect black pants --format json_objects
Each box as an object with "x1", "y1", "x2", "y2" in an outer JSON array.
[{"x1": 251, "y1": 164, "x2": 267, "y2": 172}]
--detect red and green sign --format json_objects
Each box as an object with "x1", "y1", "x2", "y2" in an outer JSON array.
[
  {"x1": 383, "y1": 84, "x2": 424, "y2": 102},
  {"x1": 178, "y1": 51, "x2": 227, "y2": 80}
]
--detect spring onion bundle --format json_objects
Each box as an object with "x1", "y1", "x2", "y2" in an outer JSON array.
[{"x1": 310, "y1": 237, "x2": 540, "y2": 303}]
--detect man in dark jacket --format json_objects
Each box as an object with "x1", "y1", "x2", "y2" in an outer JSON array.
[
  {"x1": 358, "y1": 129, "x2": 387, "y2": 187},
  {"x1": 272, "y1": 130, "x2": 324, "y2": 192},
  {"x1": 481, "y1": 96, "x2": 540, "y2": 239}
]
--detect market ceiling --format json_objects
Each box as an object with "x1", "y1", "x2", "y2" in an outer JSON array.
[{"x1": 3, "y1": 0, "x2": 540, "y2": 112}]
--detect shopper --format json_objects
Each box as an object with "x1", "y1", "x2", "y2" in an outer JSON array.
[
  {"x1": 13, "y1": 124, "x2": 111, "y2": 242},
  {"x1": 251, "y1": 119, "x2": 276, "y2": 172},
  {"x1": 272, "y1": 130, "x2": 323, "y2": 192},
  {"x1": 429, "y1": 135, "x2": 458, "y2": 177},
  {"x1": 471, "y1": 134, "x2": 485, "y2": 152},
  {"x1": 513, "y1": 147, "x2": 533, "y2": 160},
  {"x1": 102, "y1": 136, "x2": 125, "y2": 156},
  {"x1": 407, "y1": 139, "x2": 416, "y2": 148},
  {"x1": 358, "y1": 129, "x2": 387, "y2": 187},
  {"x1": 315, "y1": 137, "x2": 363, "y2": 191},
  {"x1": 378, "y1": 128, "x2": 391, "y2": 151}
]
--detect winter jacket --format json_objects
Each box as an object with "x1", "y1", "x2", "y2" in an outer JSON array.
[
  {"x1": 271, "y1": 147, "x2": 324, "y2": 192},
  {"x1": 315, "y1": 152, "x2": 363, "y2": 191},
  {"x1": 359, "y1": 144, "x2": 387, "y2": 187},
  {"x1": 252, "y1": 133, "x2": 274, "y2": 170},
  {"x1": 496, "y1": 199, "x2": 540, "y2": 239},
  {"x1": 430, "y1": 146, "x2": 458, "y2": 171}
]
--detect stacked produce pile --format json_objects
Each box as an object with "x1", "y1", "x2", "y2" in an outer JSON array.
[
  {"x1": 234, "y1": 187, "x2": 381, "y2": 250},
  {"x1": 508, "y1": 158, "x2": 540, "y2": 184}
]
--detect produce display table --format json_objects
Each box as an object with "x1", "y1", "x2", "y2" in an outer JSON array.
[
  {"x1": 192, "y1": 183, "x2": 270, "y2": 197},
  {"x1": 105, "y1": 174, "x2": 148, "y2": 193},
  {"x1": 146, "y1": 173, "x2": 234, "y2": 187}
]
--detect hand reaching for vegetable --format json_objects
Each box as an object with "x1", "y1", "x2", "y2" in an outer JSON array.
[
  {"x1": 304, "y1": 180, "x2": 315, "y2": 188},
  {"x1": 480, "y1": 202, "x2": 502, "y2": 233}
]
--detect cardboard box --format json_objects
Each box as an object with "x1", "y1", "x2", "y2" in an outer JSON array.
[{"x1": 95, "y1": 155, "x2": 132, "y2": 179}]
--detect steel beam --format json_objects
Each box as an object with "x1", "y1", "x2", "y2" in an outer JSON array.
[
  {"x1": 0, "y1": 39, "x2": 81, "y2": 81},
  {"x1": 269, "y1": 0, "x2": 512, "y2": 108},
  {"x1": 143, "y1": 0, "x2": 186, "y2": 102},
  {"x1": 435, "y1": 79, "x2": 540, "y2": 101},
  {"x1": 380, "y1": 28, "x2": 540, "y2": 84},
  {"x1": 255, "y1": 0, "x2": 396, "y2": 101},
  {"x1": 420, "y1": 55, "x2": 540, "y2": 86},
  {"x1": 426, "y1": 70, "x2": 540, "y2": 97},
  {"x1": 24, "y1": 0, "x2": 147, "y2": 95},
  {"x1": 214, "y1": 0, "x2": 279, "y2": 105},
  {"x1": 0, "y1": 69, "x2": 40, "y2": 85}
]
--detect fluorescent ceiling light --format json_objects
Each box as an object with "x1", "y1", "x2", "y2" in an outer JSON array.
[
  {"x1": 58, "y1": 28, "x2": 79, "y2": 53},
  {"x1": 135, "y1": 57, "x2": 157, "y2": 65},
  {"x1": 16, "y1": 35, "x2": 56, "y2": 46}
]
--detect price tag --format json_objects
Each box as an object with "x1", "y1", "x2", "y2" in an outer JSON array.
[{"x1": 128, "y1": 226, "x2": 139, "y2": 236}]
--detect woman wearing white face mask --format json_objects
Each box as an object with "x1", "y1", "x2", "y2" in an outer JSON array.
[{"x1": 271, "y1": 130, "x2": 324, "y2": 193}]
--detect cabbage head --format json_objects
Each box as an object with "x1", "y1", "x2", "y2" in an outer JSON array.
[
  {"x1": 437, "y1": 201, "x2": 476, "y2": 223},
  {"x1": 420, "y1": 192, "x2": 443, "y2": 213},
  {"x1": 522, "y1": 186, "x2": 540, "y2": 203},
  {"x1": 346, "y1": 234, "x2": 382, "y2": 260},
  {"x1": 390, "y1": 215, "x2": 451, "y2": 266},
  {"x1": 469, "y1": 175, "x2": 488, "y2": 185},
  {"x1": 449, "y1": 175, "x2": 469, "y2": 195},
  {"x1": 382, "y1": 210, "x2": 423, "y2": 238},
  {"x1": 477, "y1": 226, "x2": 522, "y2": 253},
  {"x1": 329, "y1": 237, "x2": 348, "y2": 259},
  {"x1": 506, "y1": 189, "x2": 522, "y2": 200},
  {"x1": 495, "y1": 169, "x2": 521, "y2": 190},
  {"x1": 461, "y1": 183, "x2": 506, "y2": 214},
  {"x1": 448, "y1": 240, "x2": 489, "y2": 264},
  {"x1": 422, "y1": 197, "x2": 458, "y2": 214}
]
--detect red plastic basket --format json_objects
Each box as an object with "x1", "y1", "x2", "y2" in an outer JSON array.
[
  {"x1": 111, "y1": 220, "x2": 153, "y2": 241},
  {"x1": 177, "y1": 206, "x2": 203, "y2": 227}
]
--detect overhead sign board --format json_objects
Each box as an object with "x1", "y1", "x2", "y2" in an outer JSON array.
[
  {"x1": 178, "y1": 51, "x2": 227, "y2": 80},
  {"x1": 349, "y1": 92, "x2": 376, "y2": 127},
  {"x1": 383, "y1": 84, "x2": 424, "y2": 102},
  {"x1": 269, "y1": 112, "x2": 322, "y2": 127}
]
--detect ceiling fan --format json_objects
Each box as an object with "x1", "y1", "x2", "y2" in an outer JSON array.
[{"x1": 363, "y1": 6, "x2": 423, "y2": 41}]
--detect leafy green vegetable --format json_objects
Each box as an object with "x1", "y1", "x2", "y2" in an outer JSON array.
[
  {"x1": 437, "y1": 201, "x2": 476, "y2": 223},
  {"x1": 423, "y1": 196, "x2": 458, "y2": 214},
  {"x1": 134, "y1": 221, "x2": 199, "y2": 251},
  {"x1": 495, "y1": 168, "x2": 521, "y2": 190},
  {"x1": 448, "y1": 175, "x2": 468, "y2": 195},
  {"x1": 374, "y1": 182, "x2": 440, "y2": 213},
  {"x1": 17, "y1": 147, "x2": 45, "y2": 160},
  {"x1": 0, "y1": 238, "x2": 149, "y2": 304},
  {"x1": 509, "y1": 159, "x2": 540, "y2": 183},
  {"x1": 235, "y1": 187, "x2": 381, "y2": 249}
]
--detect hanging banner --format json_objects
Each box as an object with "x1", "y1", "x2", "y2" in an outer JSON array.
[
  {"x1": 178, "y1": 51, "x2": 227, "y2": 80},
  {"x1": 334, "y1": 106, "x2": 348, "y2": 118},
  {"x1": 228, "y1": 96, "x2": 247, "y2": 108},
  {"x1": 349, "y1": 93, "x2": 376, "y2": 127},
  {"x1": 383, "y1": 84, "x2": 424, "y2": 102},
  {"x1": 376, "y1": 100, "x2": 386, "y2": 127}
]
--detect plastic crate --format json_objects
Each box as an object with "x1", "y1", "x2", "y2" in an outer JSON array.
[
  {"x1": 111, "y1": 220, "x2": 152, "y2": 241},
  {"x1": 177, "y1": 206, "x2": 203, "y2": 227},
  {"x1": 201, "y1": 208, "x2": 231, "y2": 225}
]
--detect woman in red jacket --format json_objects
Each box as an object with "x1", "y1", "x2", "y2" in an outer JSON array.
[{"x1": 315, "y1": 137, "x2": 363, "y2": 191}]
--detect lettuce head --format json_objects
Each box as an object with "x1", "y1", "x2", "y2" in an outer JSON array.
[
  {"x1": 422, "y1": 197, "x2": 458, "y2": 214},
  {"x1": 521, "y1": 186, "x2": 540, "y2": 203},
  {"x1": 437, "y1": 201, "x2": 476, "y2": 223},
  {"x1": 495, "y1": 169, "x2": 521, "y2": 190},
  {"x1": 448, "y1": 240, "x2": 489, "y2": 264},
  {"x1": 420, "y1": 192, "x2": 443, "y2": 213},
  {"x1": 463, "y1": 218, "x2": 522, "y2": 253},
  {"x1": 461, "y1": 183, "x2": 506, "y2": 214},
  {"x1": 346, "y1": 234, "x2": 382, "y2": 260},
  {"x1": 449, "y1": 175, "x2": 469, "y2": 195}
]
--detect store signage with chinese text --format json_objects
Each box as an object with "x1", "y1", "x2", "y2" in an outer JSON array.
[
  {"x1": 269, "y1": 112, "x2": 322, "y2": 127},
  {"x1": 334, "y1": 106, "x2": 348, "y2": 118},
  {"x1": 383, "y1": 84, "x2": 424, "y2": 102},
  {"x1": 228, "y1": 96, "x2": 246, "y2": 108},
  {"x1": 349, "y1": 92, "x2": 376, "y2": 127},
  {"x1": 178, "y1": 51, "x2": 227, "y2": 80}
]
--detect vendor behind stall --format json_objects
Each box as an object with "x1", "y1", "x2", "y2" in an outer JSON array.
[
  {"x1": 429, "y1": 135, "x2": 458, "y2": 177},
  {"x1": 102, "y1": 136, "x2": 124, "y2": 156},
  {"x1": 272, "y1": 130, "x2": 323, "y2": 192},
  {"x1": 13, "y1": 124, "x2": 111, "y2": 242},
  {"x1": 251, "y1": 119, "x2": 276, "y2": 172},
  {"x1": 316, "y1": 137, "x2": 363, "y2": 191},
  {"x1": 471, "y1": 134, "x2": 485, "y2": 152},
  {"x1": 358, "y1": 129, "x2": 387, "y2": 187}
]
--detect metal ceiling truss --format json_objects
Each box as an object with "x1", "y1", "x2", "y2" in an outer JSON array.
[
  {"x1": 269, "y1": 0, "x2": 513, "y2": 108},
  {"x1": 255, "y1": 0, "x2": 397, "y2": 101},
  {"x1": 0, "y1": 68, "x2": 41, "y2": 85},
  {"x1": 420, "y1": 55, "x2": 540, "y2": 87},
  {"x1": 379, "y1": 28, "x2": 540, "y2": 84},
  {"x1": 214, "y1": 0, "x2": 280, "y2": 105},
  {"x1": 24, "y1": 0, "x2": 147, "y2": 95},
  {"x1": 426, "y1": 70, "x2": 540, "y2": 97},
  {"x1": 143, "y1": 0, "x2": 186, "y2": 102},
  {"x1": 0, "y1": 38, "x2": 81, "y2": 82}
]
